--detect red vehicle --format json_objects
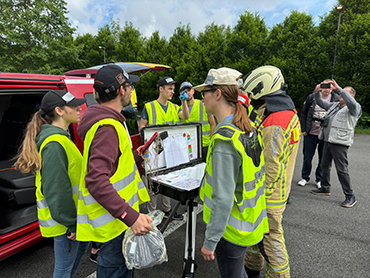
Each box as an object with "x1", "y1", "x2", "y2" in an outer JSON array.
[{"x1": 0, "y1": 63, "x2": 170, "y2": 261}]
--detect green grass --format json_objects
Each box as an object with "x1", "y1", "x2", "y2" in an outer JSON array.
[{"x1": 355, "y1": 126, "x2": 370, "y2": 134}]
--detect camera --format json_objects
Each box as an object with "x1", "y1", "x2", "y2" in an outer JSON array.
[
  {"x1": 320, "y1": 83, "x2": 331, "y2": 89},
  {"x1": 312, "y1": 115, "x2": 329, "y2": 127}
]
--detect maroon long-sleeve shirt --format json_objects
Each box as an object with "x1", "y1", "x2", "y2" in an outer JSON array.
[{"x1": 77, "y1": 105, "x2": 140, "y2": 227}]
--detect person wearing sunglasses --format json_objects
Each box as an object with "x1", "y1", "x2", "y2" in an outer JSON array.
[{"x1": 195, "y1": 67, "x2": 269, "y2": 278}]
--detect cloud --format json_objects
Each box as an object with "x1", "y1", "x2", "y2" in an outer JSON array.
[{"x1": 65, "y1": 0, "x2": 333, "y2": 37}]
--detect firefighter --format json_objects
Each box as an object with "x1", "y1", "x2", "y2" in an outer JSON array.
[
  {"x1": 242, "y1": 65, "x2": 301, "y2": 278},
  {"x1": 195, "y1": 67, "x2": 269, "y2": 278}
]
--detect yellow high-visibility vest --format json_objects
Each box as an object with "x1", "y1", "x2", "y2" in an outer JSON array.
[
  {"x1": 200, "y1": 125, "x2": 269, "y2": 246},
  {"x1": 182, "y1": 99, "x2": 211, "y2": 147},
  {"x1": 76, "y1": 119, "x2": 150, "y2": 242},
  {"x1": 36, "y1": 134, "x2": 82, "y2": 237},
  {"x1": 145, "y1": 100, "x2": 181, "y2": 126}
]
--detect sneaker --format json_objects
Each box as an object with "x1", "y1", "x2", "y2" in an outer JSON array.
[
  {"x1": 298, "y1": 179, "x2": 308, "y2": 186},
  {"x1": 341, "y1": 196, "x2": 357, "y2": 208},
  {"x1": 164, "y1": 210, "x2": 184, "y2": 221},
  {"x1": 316, "y1": 181, "x2": 322, "y2": 189},
  {"x1": 311, "y1": 188, "x2": 330, "y2": 196},
  {"x1": 90, "y1": 250, "x2": 98, "y2": 263}
]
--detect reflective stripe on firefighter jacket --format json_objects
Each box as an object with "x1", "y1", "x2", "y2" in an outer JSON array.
[
  {"x1": 145, "y1": 100, "x2": 181, "y2": 126},
  {"x1": 181, "y1": 99, "x2": 211, "y2": 147},
  {"x1": 36, "y1": 134, "x2": 82, "y2": 237},
  {"x1": 199, "y1": 125, "x2": 269, "y2": 246},
  {"x1": 76, "y1": 119, "x2": 150, "y2": 242},
  {"x1": 257, "y1": 109, "x2": 301, "y2": 211}
]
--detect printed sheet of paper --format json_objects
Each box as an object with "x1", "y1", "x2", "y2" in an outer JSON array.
[
  {"x1": 152, "y1": 163, "x2": 206, "y2": 191},
  {"x1": 163, "y1": 133, "x2": 190, "y2": 168}
]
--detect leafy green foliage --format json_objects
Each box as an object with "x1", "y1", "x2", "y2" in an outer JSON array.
[
  {"x1": 0, "y1": 0, "x2": 78, "y2": 74},
  {"x1": 1, "y1": 0, "x2": 369, "y2": 116}
]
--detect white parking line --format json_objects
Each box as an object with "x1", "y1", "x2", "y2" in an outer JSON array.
[{"x1": 86, "y1": 205, "x2": 203, "y2": 278}]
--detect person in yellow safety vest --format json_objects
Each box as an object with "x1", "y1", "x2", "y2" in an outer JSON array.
[
  {"x1": 179, "y1": 81, "x2": 216, "y2": 162},
  {"x1": 138, "y1": 76, "x2": 190, "y2": 221},
  {"x1": 14, "y1": 90, "x2": 88, "y2": 278},
  {"x1": 242, "y1": 66, "x2": 301, "y2": 278},
  {"x1": 194, "y1": 67, "x2": 269, "y2": 278},
  {"x1": 76, "y1": 65, "x2": 153, "y2": 278}
]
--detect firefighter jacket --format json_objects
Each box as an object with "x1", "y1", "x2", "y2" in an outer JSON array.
[{"x1": 257, "y1": 104, "x2": 301, "y2": 213}]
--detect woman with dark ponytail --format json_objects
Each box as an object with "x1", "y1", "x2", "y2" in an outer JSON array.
[
  {"x1": 194, "y1": 68, "x2": 269, "y2": 278},
  {"x1": 15, "y1": 90, "x2": 88, "y2": 278}
]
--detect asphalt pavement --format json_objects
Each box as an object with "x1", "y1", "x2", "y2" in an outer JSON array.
[{"x1": 1, "y1": 134, "x2": 369, "y2": 277}]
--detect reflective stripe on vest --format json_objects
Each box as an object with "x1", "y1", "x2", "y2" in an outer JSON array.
[
  {"x1": 76, "y1": 119, "x2": 150, "y2": 243},
  {"x1": 146, "y1": 100, "x2": 181, "y2": 126},
  {"x1": 200, "y1": 125, "x2": 269, "y2": 246},
  {"x1": 36, "y1": 134, "x2": 82, "y2": 237},
  {"x1": 182, "y1": 100, "x2": 211, "y2": 146}
]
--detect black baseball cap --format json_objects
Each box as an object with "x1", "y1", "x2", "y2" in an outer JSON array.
[
  {"x1": 158, "y1": 76, "x2": 178, "y2": 87},
  {"x1": 41, "y1": 90, "x2": 86, "y2": 113},
  {"x1": 94, "y1": 65, "x2": 140, "y2": 93}
]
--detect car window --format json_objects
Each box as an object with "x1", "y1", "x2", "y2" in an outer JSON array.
[{"x1": 0, "y1": 94, "x2": 43, "y2": 161}]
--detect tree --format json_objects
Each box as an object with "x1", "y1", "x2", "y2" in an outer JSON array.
[
  {"x1": 0, "y1": 0, "x2": 79, "y2": 74},
  {"x1": 225, "y1": 11, "x2": 268, "y2": 75},
  {"x1": 266, "y1": 11, "x2": 319, "y2": 109},
  {"x1": 136, "y1": 31, "x2": 169, "y2": 108},
  {"x1": 116, "y1": 21, "x2": 144, "y2": 62}
]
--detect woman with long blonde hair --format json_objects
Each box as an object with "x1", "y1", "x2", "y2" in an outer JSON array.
[
  {"x1": 195, "y1": 68, "x2": 269, "y2": 278},
  {"x1": 15, "y1": 90, "x2": 88, "y2": 278}
]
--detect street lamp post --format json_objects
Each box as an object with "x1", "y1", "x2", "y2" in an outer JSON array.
[
  {"x1": 332, "y1": 5, "x2": 343, "y2": 79},
  {"x1": 99, "y1": 46, "x2": 106, "y2": 63}
]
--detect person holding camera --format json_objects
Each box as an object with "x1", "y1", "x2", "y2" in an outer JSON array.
[
  {"x1": 311, "y1": 80, "x2": 362, "y2": 208},
  {"x1": 298, "y1": 80, "x2": 340, "y2": 188}
]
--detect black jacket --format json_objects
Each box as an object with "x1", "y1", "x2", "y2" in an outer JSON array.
[{"x1": 300, "y1": 92, "x2": 340, "y2": 133}]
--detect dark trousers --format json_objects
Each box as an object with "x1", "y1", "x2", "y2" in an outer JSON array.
[
  {"x1": 301, "y1": 134, "x2": 324, "y2": 182},
  {"x1": 96, "y1": 232, "x2": 134, "y2": 278},
  {"x1": 321, "y1": 142, "x2": 354, "y2": 197},
  {"x1": 215, "y1": 238, "x2": 248, "y2": 278}
]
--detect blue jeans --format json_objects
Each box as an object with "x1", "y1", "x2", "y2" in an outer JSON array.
[
  {"x1": 96, "y1": 232, "x2": 134, "y2": 278},
  {"x1": 53, "y1": 234, "x2": 89, "y2": 278},
  {"x1": 301, "y1": 134, "x2": 324, "y2": 182},
  {"x1": 215, "y1": 238, "x2": 248, "y2": 278}
]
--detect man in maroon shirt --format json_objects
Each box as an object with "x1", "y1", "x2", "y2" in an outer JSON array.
[{"x1": 78, "y1": 65, "x2": 152, "y2": 278}]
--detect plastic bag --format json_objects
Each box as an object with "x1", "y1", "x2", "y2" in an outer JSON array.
[{"x1": 123, "y1": 210, "x2": 168, "y2": 269}]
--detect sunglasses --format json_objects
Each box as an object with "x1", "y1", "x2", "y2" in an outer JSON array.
[
  {"x1": 201, "y1": 89, "x2": 216, "y2": 99},
  {"x1": 122, "y1": 83, "x2": 135, "y2": 89}
]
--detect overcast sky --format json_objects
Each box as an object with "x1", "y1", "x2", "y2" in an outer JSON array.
[{"x1": 65, "y1": 0, "x2": 339, "y2": 38}]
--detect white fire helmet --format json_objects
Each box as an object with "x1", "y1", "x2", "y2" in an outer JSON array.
[{"x1": 242, "y1": 65, "x2": 286, "y2": 100}]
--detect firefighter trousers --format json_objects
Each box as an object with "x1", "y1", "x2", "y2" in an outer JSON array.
[{"x1": 244, "y1": 211, "x2": 290, "y2": 278}]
